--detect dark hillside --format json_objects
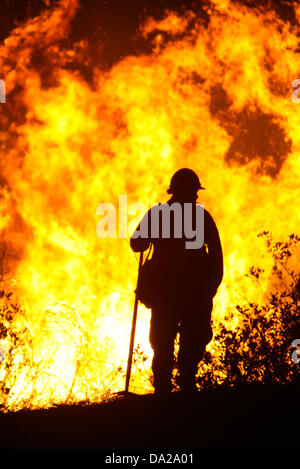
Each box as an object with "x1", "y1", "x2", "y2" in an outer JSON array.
[{"x1": 0, "y1": 384, "x2": 299, "y2": 449}]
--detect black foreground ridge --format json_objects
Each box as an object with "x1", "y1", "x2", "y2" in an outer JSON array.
[{"x1": 0, "y1": 384, "x2": 299, "y2": 449}]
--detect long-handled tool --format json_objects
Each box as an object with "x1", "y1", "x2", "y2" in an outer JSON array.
[{"x1": 125, "y1": 251, "x2": 143, "y2": 393}]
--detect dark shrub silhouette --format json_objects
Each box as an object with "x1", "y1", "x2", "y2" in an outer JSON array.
[{"x1": 173, "y1": 232, "x2": 300, "y2": 390}]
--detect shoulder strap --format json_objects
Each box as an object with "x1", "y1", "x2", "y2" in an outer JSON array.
[{"x1": 143, "y1": 242, "x2": 153, "y2": 264}]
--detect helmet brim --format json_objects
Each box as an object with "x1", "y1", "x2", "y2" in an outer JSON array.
[{"x1": 167, "y1": 185, "x2": 205, "y2": 194}]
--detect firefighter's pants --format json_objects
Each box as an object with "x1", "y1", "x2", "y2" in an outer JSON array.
[{"x1": 149, "y1": 297, "x2": 213, "y2": 391}]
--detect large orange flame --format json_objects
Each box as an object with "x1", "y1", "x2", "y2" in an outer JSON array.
[{"x1": 0, "y1": 0, "x2": 299, "y2": 410}]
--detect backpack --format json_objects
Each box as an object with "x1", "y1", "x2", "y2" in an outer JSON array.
[{"x1": 135, "y1": 244, "x2": 160, "y2": 309}]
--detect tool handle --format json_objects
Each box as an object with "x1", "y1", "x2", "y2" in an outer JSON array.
[{"x1": 125, "y1": 251, "x2": 143, "y2": 393}]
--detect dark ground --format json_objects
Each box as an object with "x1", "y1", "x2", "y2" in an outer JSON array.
[{"x1": 0, "y1": 383, "x2": 299, "y2": 450}]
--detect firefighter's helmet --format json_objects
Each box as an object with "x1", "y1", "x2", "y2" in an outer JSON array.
[{"x1": 167, "y1": 168, "x2": 205, "y2": 194}]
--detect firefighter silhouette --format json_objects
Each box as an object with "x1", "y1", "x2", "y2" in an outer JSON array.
[{"x1": 130, "y1": 168, "x2": 223, "y2": 394}]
